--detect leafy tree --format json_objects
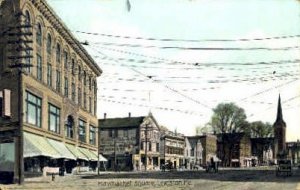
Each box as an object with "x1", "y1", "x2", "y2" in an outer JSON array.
[
  {"x1": 250, "y1": 121, "x2": 273, "y2": 138},
  {"x1": 211, "y1": 103, "x2": 247, "y2": 134}
]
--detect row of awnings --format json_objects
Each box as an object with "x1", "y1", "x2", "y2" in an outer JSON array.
[{"x1": 23, "y1": 132, "x2": 99, "y2": 161}]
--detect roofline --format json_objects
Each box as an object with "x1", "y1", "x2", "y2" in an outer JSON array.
[{"x1": 34, "y1": 0, "x2": 102, "y2": 76}]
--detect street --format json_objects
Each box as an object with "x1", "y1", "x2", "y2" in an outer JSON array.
[{"x1": 1, "y1": 167, "x2": 299, "y2": 190}]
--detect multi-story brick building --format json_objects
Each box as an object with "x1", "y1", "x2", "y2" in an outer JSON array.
[
  {"x1": 160, "y1": 129, "x2": 185, "y2": 169},
  {"x1": 99, "y1": 113, "x2": 161, "y2": 171},
  {"x1": 0, "y1": 0, "x2": 102, "y2": 183},
  {"x1": 217, "y1": 133, "x2": 251, "y2": 167}
]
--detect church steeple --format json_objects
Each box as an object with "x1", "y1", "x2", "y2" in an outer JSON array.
[{"x1": 275, "y1": 94, "x2": 284, "y2": 123}]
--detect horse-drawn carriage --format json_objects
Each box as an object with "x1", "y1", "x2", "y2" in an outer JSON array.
[{"x1": 276, "y1": 159, "x2": 292, "y2": 177}]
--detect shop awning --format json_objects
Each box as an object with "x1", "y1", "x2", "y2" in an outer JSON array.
[
  {"x1": 47, "y1": 139, "x2": 76, "y2": 160},
  {"x1": 78, "y1": 147, "x2": 98, "y2": 161},
  {"x1": 65, "y1": 144, "x2": 88, "y2": 161},
  {"x1": 91, "y1": 151, "x2": 108, "y2": 162},
  {"x1": 24, "y1": 132, "x2": 61, "y2": 158}
]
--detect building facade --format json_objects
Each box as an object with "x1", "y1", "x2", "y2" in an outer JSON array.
[
  {"x1": 99, "y1": 113, "x2": 161, "y2": 171},
  {"x1": 0, "y1": 0, "x2": 102, "y2": 183},
  {"x1": 160, "y1": 130, "x2": 185, "y2": 169},
  {"x1": 184, "y1": 135, "x2": 217, "y2": 169}
]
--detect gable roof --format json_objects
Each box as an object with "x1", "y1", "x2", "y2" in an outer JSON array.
[{"x1": 99, "y1": 116, "x2": 145, "y2": 129}]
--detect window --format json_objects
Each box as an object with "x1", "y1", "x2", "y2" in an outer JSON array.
[
  {"x1": 89, "y1": 77, "x2": 92, "y2": 90},
  {"x1": 89, "y1": 97, "x2": 92, "y2": 113},
  {"x1": 141, "y1": 142, "x2": 144, "y2": 150},
  {"x1": 149, "y1": 142, "x2": 152, "y2": 151},
  {"x1": 109, "y1": 130, "x2": 113, "y2": 137},
  {"x1": 47, "y1": 64, "x2": 52, "y2": 87},
  {"x1": 25, "y1": 50, "x2": 31, "y2": 73},
  {"x1": 78, "y1": 88, "x2": 81, "y2": 106},
  {"x1": 123, "y1": 129, "x2": 128, "y2": 138},
  {"x1": 36, "y1": 54, "x2": 42, "y2": 81},
  {"x1": 47, "y1": 34, "x2": 52, "y2": 54},
  {"x1": 63, "y1": 51, "x2": 68, "y2": 69},
  {"x1": 83, "y1": 71, "x2": 86, "y2": 85},
  {"x1": 78, "y1": 65, "x2": 81, "y2": 80},
  {"x1": 48, "y1": 104, "x2": 60, "y2": 133},
  {"x1": 24, "y1": 11, "x2": 31, "y2": 33},
  {"x1": 71, "y1": 59, "x2": 75, "y2": 75},
  {"x1": 83, "y1": 90, "x2": 86, "y2": 109},
  {"x1": 89, "y1": 126, "x2": 96, "y2": 145},
  {"x1": 36, "y1": 23, "x2": 42, "y2": 46},
  {"x1": 79, "y1": 119, "x2": 86, "y2": 142},
  {"x1": 56, "y1": 44, "x2": 61, "y2": 63},
  {"x1": 56, "y1": 70, "x2": 61, "y2": 92},
  {"x1": 156, "y1": 143, "x2": 159, "y2": 152},
  {"x1": 25, "y1": 91, "x2": 41, "y2": 127},
  {"x1": 94, "y1": 100, "x2": 97, "y2": 116},
  {"x1": 190, "y1": 148, "x2": 194, "y2": 157},
  {"x1": 94, "y1": 80, "x2": 97, "y2": 96},
  {"x1": 64, "y1": 77, "x2": 68, "y2": 97},
  {"x1": 65, "y1": 116, "x2": 74, "y2": 138},
  {"x1": 71, "y1": 83, "x2": 75, "y2": 101}
]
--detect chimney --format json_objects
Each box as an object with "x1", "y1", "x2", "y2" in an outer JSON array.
[
  {"x1": 128, "y1": 112, "x2": 131, "y2": 118},
  {"x1": 104, "y1": 113, "x2": 107, "y2": 119}
]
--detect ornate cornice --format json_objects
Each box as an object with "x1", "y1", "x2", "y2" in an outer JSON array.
[{"x1": 29, "y1": 0, "x2": 102, "y2": 76}]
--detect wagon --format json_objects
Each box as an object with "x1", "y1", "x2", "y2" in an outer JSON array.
[{"x1": 276, "y1": 159, "x2": 292, "y2": 177}]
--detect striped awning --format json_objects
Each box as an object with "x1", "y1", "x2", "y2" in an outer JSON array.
[
  {"x1": 47, "y1": 139, "x2": 76, "y2": 160},
  {"x1": 65, "y1": 144, "x2": 88, "y2": 161},
  {"x1": 23, "y1": 132, "x2": 61, "y2": 158},
  {"x1": 78, "y1": 147, "x2": 98, "y2": 161}
]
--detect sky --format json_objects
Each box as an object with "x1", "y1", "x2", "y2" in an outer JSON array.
[{"x1": 47, "y1": 0, "x2": 300, "y2": 141}]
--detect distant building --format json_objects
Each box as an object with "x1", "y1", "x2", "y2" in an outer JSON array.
[
  {"x1": 286, "y1": 141, "x2": 300, "y2": 165},
  {"x1": 160, "y1": 129, "x2": 185, "y2": 169},
  {"x1": 273, "y1": 95, "x2": 287, "y2": 158},
  {"x1": 251, "y1": 137, "x2": 274, "y2": 165},
  {"x1": 217, "y1": 133, "x2": 251, "y2": 167},
  {"x1": 99, "y1": 113, "x2": 161, "y2": 171},
  {"x1": 0, "y1": 0, "x2": 102, "y2": 183},
  {"x1": 184, "y1": 134, "x2": 217, "y2": 169}
]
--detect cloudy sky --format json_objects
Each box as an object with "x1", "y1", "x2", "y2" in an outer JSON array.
[{"x1": 47, "y1": 0, "x2": 300, "y2": 141}]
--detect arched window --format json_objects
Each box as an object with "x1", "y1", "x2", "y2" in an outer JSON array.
[
  {"x1": 24, "y1": 11, "x2": 31, "y2": 32},
  {"x1": 56, "y1": 43, "x2": 61, "y2": 63},
  {"x1": 47, "y1": 34, "x2": 52, "y2": 54},
  {"x1": 65, "y1": 115, "x2": 74, "y2": 138},
  {"x1": 36, "y1": 23, "x2": 42, "y2": 46}
]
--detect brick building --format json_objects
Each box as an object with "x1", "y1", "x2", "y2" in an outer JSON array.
[
  {"x1": 0, "y1": 0, "x2": 102, "y2": 183},
  {"x1": 217, "y1": 133, "x2": 252, "y2": 167},
  {"x1": 160, "y1": 129, "x2": 185, "y2": 169},
  {"x1": 99, "y1": 113, "x2": 161, "y2": 171}
]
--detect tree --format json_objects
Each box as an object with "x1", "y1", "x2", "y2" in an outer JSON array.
[
  {"x1": 210, "y1": 103, "x2": 248, "y2": 166},
  {"x1": 211, "y1": 103, "x2": 247, "y2": 134},
  {"x1": 250, "y1": 121, "x2": 273, "y2": 138}
]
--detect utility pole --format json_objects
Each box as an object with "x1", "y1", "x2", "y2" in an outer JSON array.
[
  {"x1": 144, "y1": 124, "x2": 148, "y2": 171},
  {"x1": 6, "y1": 12, "x2": 33, "y2": 184},
  {"x1": 114, "y1": 130, "x2": 117, "y2": 172}
]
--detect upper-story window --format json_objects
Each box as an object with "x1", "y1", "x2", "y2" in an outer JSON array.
[
  {"x1": 36, "y1": 23, "x2": 42, "y2": 46},
  {"x1": 25, "y1": 91, "x2": 41, "y2": 128},
  {"x1": 65, "y1": 116, "x2": 74, "y2": 139},
  {"x1": 89, "y1": 77, "x2": 92, "y2": 90},
  {"x1": 78, "y1": 65, "x2": 81, "y2": 80},
  {"x1": 36, "y1": 54, "x2": 42, "y2": 81},
  {"x1": 71, "y1": 59, "x2": 75, "y2": 75},
  {"x1": 56, "y1": 43, "x2": 61, "y2": 63},
  {"x1": 47, "y1": 34, "x2": 52, "y2": 54},
  {"x1": 79, "y1": 119, "x2": 86, "y2": 143},
  {"x1": 24, "y1": 11, "x2": 31, "y2": 33},
  {"x1": 83, "y1": 71, "x2": 87, "y2": 85},
  {"x1": 48, "y1": 103, "x2": 60, "y2": 134},
  {"x1": 89, "y1": 126, "x2": 96, "y2": 145},
  {"x1": 63, "y1": 51, "x2": 68, "y2": 69}
]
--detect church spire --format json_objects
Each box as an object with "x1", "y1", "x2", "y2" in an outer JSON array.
[{"x1": 276, "y1": 94, "x2": 284, "y2": 123}]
